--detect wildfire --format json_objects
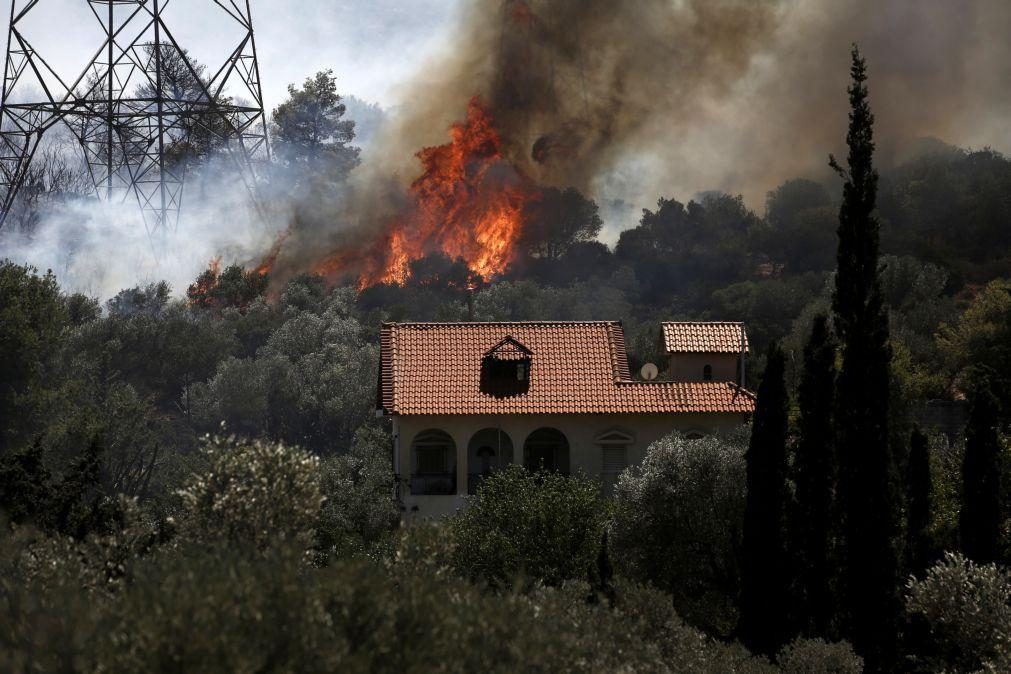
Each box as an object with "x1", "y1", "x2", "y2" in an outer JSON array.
[
  {"x1": 255, "y1": 227, "x2": 289, "y2": 276},
  {"x1": 354, "y1": 97, "x2": 535, "y2": 287},
  {"x1": 261, "y1": 97, "x2": 536, "y2": 290},
  {"x1": 187, "y1": 256, "x2": 223, "y2": 309}
]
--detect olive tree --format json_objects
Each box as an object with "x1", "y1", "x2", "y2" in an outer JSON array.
[
  {"x1": 611, "y1": 429, "x2": 749, "y2": 635},
  {"x1": 451, "y1": 465, "x2": 608, "y2": 587},
  {"x1": 177, "y1": 435, "x2": 323, "y2": 551},
  {"x1": 906, "y1": 551, "x2": 1011, "y2": 672}
]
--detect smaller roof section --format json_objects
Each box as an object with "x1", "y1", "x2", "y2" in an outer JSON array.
[
  {"x1": 484, "y1": 336, "x2": 534, "y2": 361},
  {"x1": 663, "y1": 321, "x2": 749, "y2": 354}
]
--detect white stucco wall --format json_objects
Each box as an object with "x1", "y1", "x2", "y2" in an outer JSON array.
[{"x1": 392, "y1": 411, "x2": 749, "y2": 518}]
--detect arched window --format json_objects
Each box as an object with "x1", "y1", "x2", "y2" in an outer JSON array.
[
  {"x1": 410, "y1": 429, "x2": 456, "y2": 495},
  {"x1": 703, "y1": 364, "x2": 713, "y2": 381},
  {"x1": 467, "y1": 428, "x2": 514, "y2": 494},
  {"x1": 523, "y1": 427, "x2": 570, "y2": 474}
]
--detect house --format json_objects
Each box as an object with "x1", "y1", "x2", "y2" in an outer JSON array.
[
  {"x1": 377, "y1": 321, "x2": 755, "y2": 517},
  {"x1": 662, "y1": 321, "x2": 749, "y2": 383}
]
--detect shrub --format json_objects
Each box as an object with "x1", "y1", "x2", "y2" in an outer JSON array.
[
  {"x1": 177, "y1": 435, "x2": 322, "y2": 550},
  {"x1": 776, "y1": 638, "x2": 863, "y2": 674},
  {"x1": 906, "y1": 551, "x2": 1011, "y2": 672},
  {"x1": 611, "y1": 429, "x2": 749, "y2": 635},
  {"x1": 450, "y1": 464, "x2": 607, "y2": 587},
  {"x1": 100, "y1": 545, "x2": 347, "y2": 673},
  {"x1": 612, "y1": 579, "x2": 777, "y2": 673},
  {"x1": 0, "y1": 536, "x2": 745, "y2": 673},
  {"x1": 316, "y1": 425, "x2": 399, "y2": 558}
]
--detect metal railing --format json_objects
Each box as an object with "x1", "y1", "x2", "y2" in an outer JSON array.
[{"x1": 410, "y1": 473, "x2": 456, "y2": 496}]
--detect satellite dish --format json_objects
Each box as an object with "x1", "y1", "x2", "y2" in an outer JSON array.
[{"x1": 640, "y1": 362, "x2": 659, "y2": 380}]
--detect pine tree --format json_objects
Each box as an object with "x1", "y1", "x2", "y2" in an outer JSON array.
[
  {"x1": 960, "y1": 380, "x2": 1002, "y2": 564},
  {"x1": 905, "y1": 426, "x2": 933, "y2": 575},
  {"x1": 739, "y1": 343, "x2": 791, "y2": 655},
  {"x1": 792, "y1": 313, "x2": 837, "y2": 636},
  {"x1": 48, "y1": 434, "x2": 105, "y2": 538},
  {"x1": 830, "y1": 46, "x2": 900, "y2": 671},
  {"x1": 0, "y1": 438, "x2": 52, "y2": 524}
]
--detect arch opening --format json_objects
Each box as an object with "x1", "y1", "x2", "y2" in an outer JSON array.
[
  {"x1": 410, "y1": 429, "x2": 456, "y2": 495},
  {"x1": 523, "y1": 427, "x2": 570, "y2": 474},
  {"x1": 467, "y1": 428, "x2": 514, "y2": 494}
]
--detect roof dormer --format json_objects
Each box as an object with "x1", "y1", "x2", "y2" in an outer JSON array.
[
  {"x1": 480, "y1": 336, "x2": 533, "y2": 397},
  {"x1": 661, "y1": 321, "x2": 748, "y2": 384}
]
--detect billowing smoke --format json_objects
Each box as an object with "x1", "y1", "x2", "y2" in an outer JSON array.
[
  {"x1": 4, "y1": 0, "x2": 1010, "y2": 296},
  {"x1": 268, "y1": 0, "x2": 1011, "y2": 283},
  {"x1": 378, "y1": 0, "x2": 1011, "y2": 213},
  {"x1": 0, "y1": 141, "x2": 280, "y2": 299}
]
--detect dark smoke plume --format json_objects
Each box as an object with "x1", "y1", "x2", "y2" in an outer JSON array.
[{"x1": 267, "y1": 0, "x2": 1011, "y2": 283}]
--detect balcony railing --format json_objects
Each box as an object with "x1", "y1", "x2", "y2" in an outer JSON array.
[{"x1": 410, "y1": 473, "x2": 456, "y2": 496}]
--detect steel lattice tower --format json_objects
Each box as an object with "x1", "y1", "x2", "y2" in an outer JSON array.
[{"x1": 0, "y1": 0, "x2": 269, "y2": 245}]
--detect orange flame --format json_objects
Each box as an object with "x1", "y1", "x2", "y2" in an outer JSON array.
[
  {"x1": 187, "y1": 256, "x2": 222, "y2": 309},
  {"x1": 358, "y1": 97, "x2": 534, "y2": 287},
  {"x1": 255, "y1": 228, "x2": 289, "y2": 276},
  {"x1": 260, "y1": 97, "x2": 536, "y2": 290}
]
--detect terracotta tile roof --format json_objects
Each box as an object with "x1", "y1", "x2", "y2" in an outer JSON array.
[
  {"x1": 662, "y1": 321, "x2": 749, "y2": 354},
  {"x1": 379, "y1": 322, "x2": 755, "y2": 416}
]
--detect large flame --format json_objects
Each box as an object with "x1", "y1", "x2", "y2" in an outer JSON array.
[{"x1": 310, "y1": 97, "x2": 535, "y2": 288}]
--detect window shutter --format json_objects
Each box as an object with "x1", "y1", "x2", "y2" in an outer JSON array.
[{"x1": 602, "y1": 446, "x2": 627, "y2": 474}]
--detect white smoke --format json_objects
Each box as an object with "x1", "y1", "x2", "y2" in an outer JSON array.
[{"x1": 0, "y1": 156, "x2": 285, "y2": 300}]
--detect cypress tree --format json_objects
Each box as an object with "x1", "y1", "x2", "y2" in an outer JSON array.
[
  {"x1": 905, "y1": 426, "x2": 933, "y2": 575},
  {"x1": 739, "y1": 342, "x2": 791, "y2": 655},
  {"x1": 830, "y1": 46, "x2": 900, "y2": 671},
  {"x1": 960, "y1": 380, "x2": 1002, "y2": 563},
  {"x1": 792, "y1": 313, "x2": 837, "y2": 636}
]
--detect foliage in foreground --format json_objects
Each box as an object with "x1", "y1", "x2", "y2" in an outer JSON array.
[
  {"x1": 176, "y1": 435, "x2": 323, "y2": 551},
  {"x1": 0, "y1": 515, "x2": 868, "y2": 674},
  {"x1": 906, "y1": 551, "x2": 1011, "y2": 673},
  {"x1": 611, "y1": 429, "x2": 749, "y2": 636},
  {"x1": 450, "y1": 464, "x2": 608, "y2": 588}
]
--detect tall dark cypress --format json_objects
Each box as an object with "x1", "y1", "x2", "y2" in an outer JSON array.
[
  {"x1": 792, "y1": 313, "x2": 837, "y2": 636},
  {"x1": 960, "y1": 380, "x2": 1002, "y2": 564},
  {"x1": 739, "y1": 343, "x2": 791, "y2": 655},
  {"x1": 905, "y1": 426, "x2": 933, "y2": 576},
  {"x1": 830, "y1": 46, "x2": 900, "y2": 671}
]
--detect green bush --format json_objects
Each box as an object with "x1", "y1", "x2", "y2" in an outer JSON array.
[
  {"x1": 611, "y1": 429, "x2": 748, "y2": 635},
  {"x1": 316, "y1": 425, "x2": 399, "y2": 558},
  {"x1": 611, "y1": 579, "x2": 776, "y2": 673},
  {"x1": 0, "y1": 532, "x2": 757, "y2": 673},
  {"x1": 450, "y1": 464, "x2": 608, "y2": 587},
  {"x1": 906, "y1": 551, "x2": 1011, "y2": 672},
  {"x1": 776, "y1": 638, "x2": 863, "y2": 674},
  {"x1": 177, "y1": 435, "x2": 322, "y2": 550}
]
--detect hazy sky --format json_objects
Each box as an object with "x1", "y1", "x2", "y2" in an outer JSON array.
[
  {"x1": 7, "y1": 0, "x2": 462, "y2": 110},
  {"x1": 254, "y1": 0, "x2": 461, "y2": 108}
]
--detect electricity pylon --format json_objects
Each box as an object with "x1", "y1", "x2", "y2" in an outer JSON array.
[{"x1": 0, "y1": 0, "x2": 270, "y2": 247}]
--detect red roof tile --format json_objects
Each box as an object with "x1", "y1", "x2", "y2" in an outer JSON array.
[
  {"x1": 662, "y1": 322, "x2": 749, "y2": 354},
  {"x1": 379, "y1": 322, "x2": 755, "y2": 416}
]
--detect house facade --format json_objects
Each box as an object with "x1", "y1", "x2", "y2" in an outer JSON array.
[{"x1": 377, "y1": 321, "x2": 755, "y2": 517}]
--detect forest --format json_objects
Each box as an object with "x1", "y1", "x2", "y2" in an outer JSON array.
[{"x1": 2, "y1": 49, "x2": 1011, "y2": 673}]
